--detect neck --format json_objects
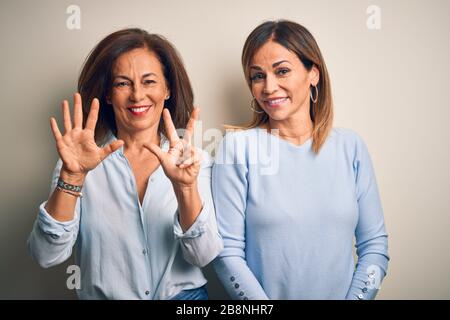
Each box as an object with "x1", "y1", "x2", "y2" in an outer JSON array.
[
  {"x1": 117, "y1": 126, "x2": 160, "y2": 157},
  {"x1": 267, "y1": 107, "x2": 313, "y2": 146}
]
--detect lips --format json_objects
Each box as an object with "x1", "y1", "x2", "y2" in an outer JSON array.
[
  {"x1": 264, "y1": 97, "x2": 288, "y2": 108},
  {"x1": 127, "y1": 105, "x2": 151, "y2": 116}
]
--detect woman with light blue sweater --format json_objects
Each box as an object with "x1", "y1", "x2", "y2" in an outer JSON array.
[{"x1": 212, "y1": 20, "x2": 389, "y2": 300}]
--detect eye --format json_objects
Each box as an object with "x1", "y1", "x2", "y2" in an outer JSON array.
[
  {"x1": 143, "y1": 79, "x2": 156, "y2": 85},
  {"x1": 114, "y1": 81, "x2": 130, "y2": 87},
  {"x1": 276, "y1": 68, "x2": 290, "y2": 76},
  {"x1": 250, "y1": 73, "x2": 265, "y2": 82}
]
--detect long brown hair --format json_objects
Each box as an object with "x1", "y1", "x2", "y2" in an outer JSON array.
[
  {"x1": 78, "y1": 28, "x2": 194, "y2": 144},
  {"x1": 240, "y1": 20, "x2": 333, "y2": 154}
]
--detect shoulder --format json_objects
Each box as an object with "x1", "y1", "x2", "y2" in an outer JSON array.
[
  {"x1": 331, "y1": 127, "x2": 364, "y2": 143},
  {"x1": 328, "y1": 128, "x2": 373, "y2": 165},
  {"x1": 215, "y1": 128, "x2": 260, "y2": 163},
  {"x1": 222, "y1": 127, "x2": 260, "y2": 143},
  {"x1": 329, "y1": 127, "x2": 368, "y2": 150}
]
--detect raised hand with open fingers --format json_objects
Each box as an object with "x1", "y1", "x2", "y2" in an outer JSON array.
[
  {"x1": 143, "y1": 107, "x2": 202, "y2": 187},
  {"x1": 50, "y1": 93, "x2": 124, "y2": 181}
]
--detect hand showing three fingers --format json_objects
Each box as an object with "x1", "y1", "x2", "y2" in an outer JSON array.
[
  {"x1": 50, "y1": 93, "x2": 124, "y2": 181},
  {"x1": 144, "y1": 108, "x2": 202, "y2": 187}
]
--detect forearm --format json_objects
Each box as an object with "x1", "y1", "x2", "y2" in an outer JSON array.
[
  {"x1": 45, "y1": 169, "x2": 85, "y2": 222},
  {"x1": 214, "y1": 256, "x2": 269, "y2": 300},
  {"x1": 173, "y1": 182, "x2": 202, "y2": 232},
  {"x1": 346, "y1": 236, "x2": 389, "y2": 300},
  {"x1": 346, "y1": 254, "x2": 388, "y2": 300}
]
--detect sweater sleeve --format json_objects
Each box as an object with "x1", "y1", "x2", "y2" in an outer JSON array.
[
  {"x1": 345, "y1": 135, "x2": 390, "y2": 300},
  {"x1": 212, "y1": 133, "x2": 269, "y2": 300},
  {"x1": 27, "y1": 159, "x2": 80, "y2": 268},
  {"x1": 173, "y1": 149, "x2": 224, "y2": 268}
]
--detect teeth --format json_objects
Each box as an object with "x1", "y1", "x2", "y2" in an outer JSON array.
[
  {"x1": 267, "y1": 98, "x2": 287, "y2": 105},
  {"x1": 130, "y1": 106, "x2": 149, "y2": 113}
]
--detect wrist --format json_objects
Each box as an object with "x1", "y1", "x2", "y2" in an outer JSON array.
[
  {"x1": 172, "y1": 181, "x2": 198, "y2": 194},
  {"x1": 59, "y1": 169, "x2": 86, "y2": 186}
]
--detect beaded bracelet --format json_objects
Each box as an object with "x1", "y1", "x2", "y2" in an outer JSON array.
[
  {"x1": 57, "y1": 177, "x2": 82, "y2": 192},
  {"x1": 56, "y1": 186, "x2": 83, "y2": 198}
]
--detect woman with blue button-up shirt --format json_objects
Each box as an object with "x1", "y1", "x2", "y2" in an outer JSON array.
[{"x1": 28, "y1": 28, "x2": 222, "y2": 300}]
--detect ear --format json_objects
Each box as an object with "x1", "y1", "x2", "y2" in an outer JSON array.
[
  {"x1": 309, "y1": 65, "x2": 320, "y2": 86},
  {"x1": 106, "y1": 94, "x2": 112, "y2": 105},
  {"x1": 165, "y1": 88, "x2": 171, "y2": 101}
]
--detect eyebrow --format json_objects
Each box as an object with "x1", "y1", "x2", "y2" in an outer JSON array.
[
  {"x1": 113, "y1": 73, "x2": 157, "y2": 80},
  {"x1": 250, "y1": 60, "x2": 291, "y2": 70}
]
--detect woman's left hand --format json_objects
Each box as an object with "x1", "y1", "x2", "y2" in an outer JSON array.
[{"x1": 144, "y1": 108, "x2": 202, "y2": 187}]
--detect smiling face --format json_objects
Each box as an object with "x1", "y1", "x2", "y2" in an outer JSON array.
[
  {"x1": 108, "y1": 48, "x2": 170, "y2": 136},
  {"x1": 249, "y1": 40, "x2": 319, "y2": 124}
]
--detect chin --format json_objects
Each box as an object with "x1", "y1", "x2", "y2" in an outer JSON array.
[
  {"x1": 266, "y1": 110, "x2": 289, "y2": 122},
  {"x1": 125, "y1": 121, "x2": 155, "y2": 132}
]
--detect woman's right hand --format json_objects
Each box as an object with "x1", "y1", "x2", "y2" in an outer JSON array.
[{"x1": 50, "y1": 93, "x2": 124, "y2": 184}]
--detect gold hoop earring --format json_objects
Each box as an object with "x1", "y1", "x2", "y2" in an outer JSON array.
[
  {"x1": 250, "y1": 98, "x2": 265, "y2": 114},
  {"x1": 310, "y1": 85, "x2": 318, "y2": 103}
]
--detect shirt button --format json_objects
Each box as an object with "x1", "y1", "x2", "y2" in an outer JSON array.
[
  {"x1": 358, "y1": 294, "x2": 364, "y2": 300},
  {"x1": 142, "y1": 249, "x2": 147, "y2": 255},
  {"x1": 230, "y1": 276, "x2": 235, "y2": 282},
  {"x1": 362, "y1": 287, "x2": 368, "y2": 293},
  {"x1": 145, "y1": 290, "x2": 150, "y2": 295},
  {"x1": 234, "y1": 283, "x2": 239, "y2": 289},
  {"x1": 365, "y1": 281, "x2": 371, "y2": 286},
  {"x1": 239, "y1": 291, "x2": 244, "y2": 296},
  {"x1": 243, "y1": 297, "x2": 248, "y2": 300}
]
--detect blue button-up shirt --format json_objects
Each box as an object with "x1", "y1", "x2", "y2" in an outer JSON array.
[{"x1": 28, "y1": 135, "x2": 223, "y2": 299}]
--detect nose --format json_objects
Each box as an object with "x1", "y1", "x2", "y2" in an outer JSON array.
[
  {"x1": 263, "y1": 73, "x2": 278, "y2": 95},
  {"x1": 130, "y1": 83, "x2": 145, "y2": 102}
]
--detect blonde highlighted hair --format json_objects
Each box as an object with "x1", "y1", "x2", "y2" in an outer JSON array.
[{"x1": 232, "y1": 20, "x2": 333, "y2": 154}]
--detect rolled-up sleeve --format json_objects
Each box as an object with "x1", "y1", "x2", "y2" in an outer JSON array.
[
  {"x1": 27, "y1": 160, "x2": 80, "y2": 268},
  {"x1": 173, "y1": 150, "x2": 223, "y2": 268}
]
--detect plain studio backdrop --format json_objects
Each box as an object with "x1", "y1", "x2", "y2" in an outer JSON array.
[{"x1": 0, "y1": 0, "x2": 449, "y2": 299}]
